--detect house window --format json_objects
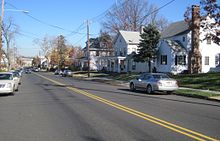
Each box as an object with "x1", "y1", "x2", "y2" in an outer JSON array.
[
  {"x1": 182, "y1": 36, "x2": 186, "y2": 42},
  {"x1": 175, "y1": 55, "x2": 186, "y2": 65},
  {"x1": 96, "y1": 51, "x2": 99, "y2": 56},
  {"x1": 215, "y1": 55, "x2": 219, "y2": 66},
  {"x1": 205, "y1": 56, "x2": 209, "y2": 65},
  {"x1": 207, "y1": 37, "x2": 211, "y2": 44},
  {"x1": 161, "y1": 55, "x2": 167, "y2": 65}
]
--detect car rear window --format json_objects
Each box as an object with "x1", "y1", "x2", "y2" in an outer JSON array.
[{"x1": 153, "y1": 74, "x2": 169, "y2": 79}]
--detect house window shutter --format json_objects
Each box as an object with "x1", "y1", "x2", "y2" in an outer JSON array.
[
  {"x1": 184, "y1": 55, "x2": 186, "y2": 65},
  {"x1": 175, "y1": 55, "x2": 177, "y2": 65}
]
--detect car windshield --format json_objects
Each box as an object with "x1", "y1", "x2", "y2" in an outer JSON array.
[
  {"x1": 0, "y1": 74, "x2": 13, "y2": 80},
  {"x1": 12, "y1": 72, "x2": 19, "y2": 77},
  {"x1": 152, "y1": 74, "x2": 170, "y2": 79}
]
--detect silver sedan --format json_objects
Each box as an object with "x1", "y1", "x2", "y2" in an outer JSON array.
[{"x1": 129, "y1": 73, "x2": 179, "y2": 94}]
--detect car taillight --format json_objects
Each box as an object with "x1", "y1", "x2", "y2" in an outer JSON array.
[{"x1": 157, "y1": 81, "x2": 162, "y2": 86}]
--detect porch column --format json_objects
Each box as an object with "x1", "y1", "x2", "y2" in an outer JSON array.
[
  {"x1": 118, "y1": 59, "x2": 121, "y2": 73},
  {"x1": 109, "y1": 59, "x2": 112, "y2": 72}
]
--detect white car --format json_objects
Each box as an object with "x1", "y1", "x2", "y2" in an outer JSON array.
[
  {"x1": 130, "y1": 73, "x2": 179, "y2": 94},
  {"x1": 0, "y1": 72, "x2": 19, "y2": 95},
  {"x1": 12, "y1": 71, "x2": 22, "y2": 85}
]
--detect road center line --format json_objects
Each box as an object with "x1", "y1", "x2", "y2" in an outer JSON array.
[{"x1": 35, "y1": 73, "x2": 219, "y2": 141}]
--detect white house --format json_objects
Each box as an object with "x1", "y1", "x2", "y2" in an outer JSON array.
[
  {"x1": 109, "y1": 20, "x2": 220, "y2": 74},
  {"x1": 110, "y1": 30, "x2": 151, "y2": 73},
  {"x1": 80, "y1": 47, "x2": 114, "y2": 71},
  {"x1": 158, "y1": 20, "x2": 220, "y2": 74}
]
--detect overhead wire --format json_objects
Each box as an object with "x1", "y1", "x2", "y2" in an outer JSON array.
[{"x1": 5, "y1": 0, "x2": 177, "y2": 48}]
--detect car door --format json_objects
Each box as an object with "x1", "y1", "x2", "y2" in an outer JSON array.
[
  {"x1": 140, "y1": 74, "x2": 151, "y2": 89},
  {"x1": 135, "y1": 74, "x2": 145, "y2": 89}
]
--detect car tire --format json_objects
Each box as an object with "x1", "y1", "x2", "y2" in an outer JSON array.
[
  {"x1": 146, "y1": 85, "x2": 153, "y2": 94},
  {"x1": 130, "y1": 83, "x2": 136, "y2": 91}
]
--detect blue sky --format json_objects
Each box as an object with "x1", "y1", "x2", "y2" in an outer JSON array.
[{"x1": 3, "y1": 0, "x2": 201, "y2": 57}]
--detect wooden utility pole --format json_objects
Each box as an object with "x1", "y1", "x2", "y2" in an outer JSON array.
[
  {"x1": 87, "y1": 20, "x2": 90, "y2": 77},
  {"x1": 0, "y1": 0, "x2": 5, "y2": 69}
]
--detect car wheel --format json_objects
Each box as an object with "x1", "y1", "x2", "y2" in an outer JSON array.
[
  {"x1": 146, "y1": 85, "x2": 153, "y2": 94},
  {"x1": 130, "y1": 83, "x2": 136, "y2": 91}
]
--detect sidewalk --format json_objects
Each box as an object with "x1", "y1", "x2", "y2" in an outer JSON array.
[{"x1": 178, "y1": 87, "x2": 220, "y2": 101}]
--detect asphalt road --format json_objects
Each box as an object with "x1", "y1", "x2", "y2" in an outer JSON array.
[{"x1": 0, "y1": 72, "x2": 219, "y2": 141}]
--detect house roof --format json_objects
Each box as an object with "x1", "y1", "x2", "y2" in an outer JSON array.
[
  {"x1": 119, "y1": 30, "x2": 141, "y2": 44},
  {"x1": 161, "y1": 21, "x2": 190, "y2": 38},
  {"x1": 165, "y1": 40, "x2": 186, "y2": 52}
]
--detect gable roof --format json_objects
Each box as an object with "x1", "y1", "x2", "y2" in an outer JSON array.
[
  {"x1": 161, "y1": 21, "x2": 190, "y2": 38},
  {"x1": 119, "y1": 30, "x2": 141, "y2": 44},
  {"x1": 165, "y1": 39, "x2": 187, "y2": 52}
]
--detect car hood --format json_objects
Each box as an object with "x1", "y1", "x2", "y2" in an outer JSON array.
[{"x1": 0, "y1": 80, "x2": 14, "y2": 84}]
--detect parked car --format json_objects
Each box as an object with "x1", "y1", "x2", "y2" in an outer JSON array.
[
  {"x1": 25, "y1": 69, "x2": 31, "y2": 74},
  {"x1": 129, "y1": 73, "x2": 179, "y2": 94},
  {"x1": 11, "y1": 71, "x2": 22, "y2": 85},
  {"x1": 62, "y1": 70, "x2": 72, "y2": 77},
  {"x1": 54, "y1": 70, "x2": 63, "y2": 75},
  {"x1": 33, "y1": 68, "x2": 40, "y2": 72},
  {"x1": 0, "y1": 72, "x2": 19, "y2": 95}
]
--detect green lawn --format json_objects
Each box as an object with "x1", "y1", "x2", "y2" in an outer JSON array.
[{"x1": 174, "y1": 73, "x2": 220, "y2": 91}]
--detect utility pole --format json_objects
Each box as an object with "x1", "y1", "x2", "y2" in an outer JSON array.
[
  {"x1": 0, "y1": 0, "x2": 5, "y2": 69},
  {"x1": 87, "y1": 20, "x2": 90, "y2": 77}
]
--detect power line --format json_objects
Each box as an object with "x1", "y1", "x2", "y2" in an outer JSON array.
[
  {"x1": 5, "y1": 2, "x2": 73, "y2": 32},
  {"x1": 72, "y1": 34, "x2": 87, "y2": 46}
]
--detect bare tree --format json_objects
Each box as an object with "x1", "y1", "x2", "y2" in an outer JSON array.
[
  {"x1": 102, "y1": 0, "x2": 169, "y2": 34},
  {"x1": 33, "y1": 35, "x2": 55, "y2": 68},
  {"x1": 2, "y1": 17, "x2": 19, "y2": 71}
]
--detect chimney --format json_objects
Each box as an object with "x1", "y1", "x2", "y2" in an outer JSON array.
[{"x1": 189, "y1": 5, "x2": 202, "y2": 74}]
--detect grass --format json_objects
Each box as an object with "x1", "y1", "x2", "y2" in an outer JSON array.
[
  {"x1": 174, "y1": 73, "x2": 220, "y2": 91},
  {"x1": 176, "y1": 89, "x2": 220, "y2": 99}
]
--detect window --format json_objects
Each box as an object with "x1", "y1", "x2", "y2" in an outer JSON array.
[
  {"x1": 215, "y1": 55, "x2": 219, "y2": 66},
  {"x1": 175, "y1": 55, "x2": 186, "y2": 65},
  {"x1": 207, "y1": 37, "x2": 211, "y2": 44},
  {"x1": 161, "y1": 55, "x2": 167, "y2": 65},
  {"x1": 96, "y1": 51, "x2": 99, "y2": 56},
  {"x1": 205, "y1": 56, "x2": 209, "y2": 65},
  {"x1": 182, "y1": 36, "x2": 186, "y2": 42}
]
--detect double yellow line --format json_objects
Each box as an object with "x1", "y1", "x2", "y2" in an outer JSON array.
[{"x1": 35, "y1": 73, "x2": 219, "y2": 141}]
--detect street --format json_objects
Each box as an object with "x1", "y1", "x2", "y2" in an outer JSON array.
[{"x1": 0, "y1": 72, "x2": 219, "y2": 141}]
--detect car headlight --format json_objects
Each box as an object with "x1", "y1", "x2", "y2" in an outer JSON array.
[{"x1": 6, "y1": 83, "x2": 12, "y2": 88}]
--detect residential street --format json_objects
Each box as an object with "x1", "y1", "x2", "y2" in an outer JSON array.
[{"x1": 0, "y1": 72, "x2": 220, "y2": 141}]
